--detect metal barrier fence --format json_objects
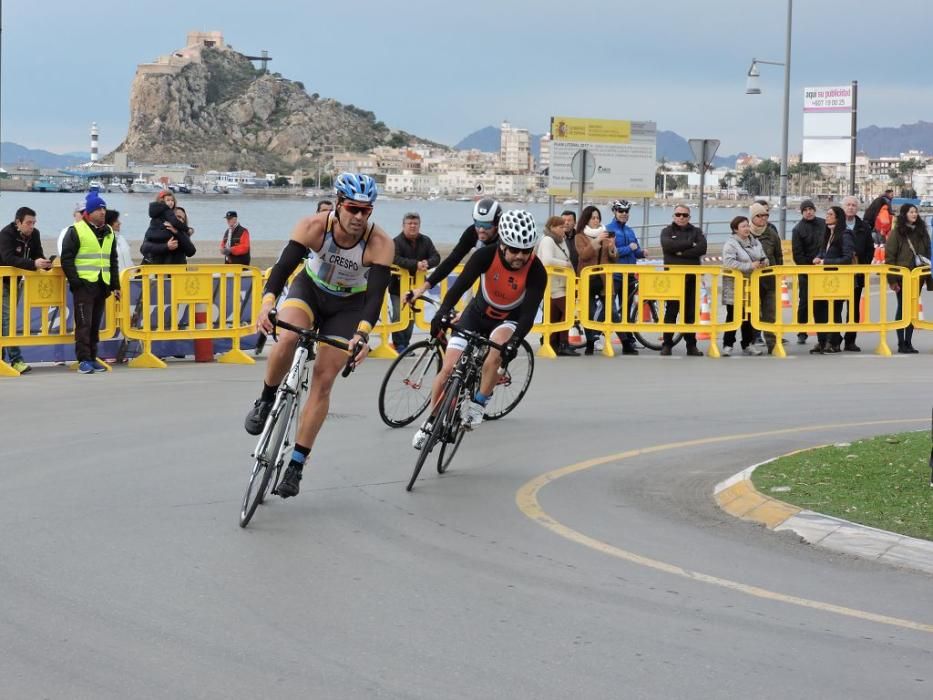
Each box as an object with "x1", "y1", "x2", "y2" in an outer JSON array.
[
  {"x1": 119, "y1": 265, "x2": 261, "y2": 368},
  {"x1": 750, "y1": 265, "x2": 910, "y2": 357},
  {"x1": 2, "y1": 262, "x2": 925, "y2": 375},
  {"x1": 577, "y1": 265, "x2": 744, "y2": 358},
  {"x1": 0, "y1": 267, "x2": 118, "y2": 376}
]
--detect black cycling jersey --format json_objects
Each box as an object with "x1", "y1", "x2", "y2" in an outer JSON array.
[{"x1": 426, "y1": 224, "x2": 498, "y2": 288}]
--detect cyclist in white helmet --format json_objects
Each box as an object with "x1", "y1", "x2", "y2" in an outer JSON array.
[
  {"x1": 406, "y1": 197, "x2": 502, "y2": 306},
  {"x1": 413, "y1": 209, "x2": 546, "y2": 449}
]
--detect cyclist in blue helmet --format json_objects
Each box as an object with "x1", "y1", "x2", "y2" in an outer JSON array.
[
  {"x1": 243, "y1": 172, "x2": 394, "y2": 499},
  {"x1": 334, "y1": 172, "x2": 378, "y2": 205}
]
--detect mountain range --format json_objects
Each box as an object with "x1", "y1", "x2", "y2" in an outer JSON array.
[
  {"x1": 0, "y1": 142, "x2": 89, "y2": 169},
  {"x1": 5, "y1": 120, "x2": 932, "y2": 171},
  {"x1": 455, "y1": 121, "x2": 933, "y2": 166}
]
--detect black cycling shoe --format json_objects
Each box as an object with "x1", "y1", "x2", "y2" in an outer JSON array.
[
  {"x1": 277, "y1": 463, "x2": 302, "y2": 498},
  {"x1": 244, "y1": 399, "x2": 272, "y2": 435}
]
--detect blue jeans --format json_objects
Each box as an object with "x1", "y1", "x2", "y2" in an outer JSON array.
[{"x1": 1, "y1": 280, "x2": 24, "y2": 363}]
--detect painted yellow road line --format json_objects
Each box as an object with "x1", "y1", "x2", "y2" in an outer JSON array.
[{"x1": 516, "y1": 419, "x2": 933, "y2": 634}]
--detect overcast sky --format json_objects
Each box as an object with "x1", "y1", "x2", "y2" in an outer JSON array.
[{"x1": 2, "y1": 0, "x2": 931, "y2": 157}]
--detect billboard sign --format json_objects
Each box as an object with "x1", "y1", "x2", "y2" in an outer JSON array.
[
  {"x1": 547, "y1": 116, "x2": 656, "y2": 198},
  {"x1": 802, "y1": 85, "x2": 853, "y2": 164}
]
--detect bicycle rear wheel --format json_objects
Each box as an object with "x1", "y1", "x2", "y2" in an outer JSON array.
[
  {"x1": 378, "y1": 340, "x2": 442, "y2": 428},
  {"x1": 631, "y1": 298, "x2": 682, "y2": 351},
  {"x1": 485, "y1": 339, "x2": 534, "y2": 421},
  {"x1": 407, "y1": 375, "x2": 461, "y2": 491}
]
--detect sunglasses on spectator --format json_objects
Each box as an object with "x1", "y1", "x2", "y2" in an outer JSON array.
[
  {"x1": 503, "y1": 245, "x2": 532, "y2": 255},
  {"x1": 755, "y1": 213, "x2": 770, "y2": 218},
  {"x1": 474, "y1": 220, "x2": 495, "y2": 230},
  {"x1": 343, "y1": 203, "x2": 373, "y2": 216},
  {"x1": 673, "y1": 212, "x2": 690, "y2": 218}
]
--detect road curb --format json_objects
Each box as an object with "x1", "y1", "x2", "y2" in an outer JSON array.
[{"x1": 715, "y1": 455, "x2": 933, "y2": 575}]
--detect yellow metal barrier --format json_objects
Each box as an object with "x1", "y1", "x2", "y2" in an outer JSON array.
[
  {"x1": 908, "y1": 266, "x2": 932, "y2": 332},
  {"x1": 411, "y1": 266, "x2": 479, "y2": 332},
  {"x1": 0, "y1": 267, "x2": 117, "y2": 376},
  {"x1": 578, "y1": 265, "x2": 743, "y2": 358},
  {"x1": 368, "y1": 266, "x2": 411, "y2": 359},
  {"x1": 533, "y1": 265, "x2": 577, "y2": 358},
  {"x1": 750, "y1": 265, "x2": 910, "y2": 357},
  {"x1": 119, "y1": 264, "x2": 261, "y2": 369}
]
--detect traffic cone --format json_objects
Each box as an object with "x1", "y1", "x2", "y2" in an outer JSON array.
[
  {"x1": 872, "y1": 244, "x2": 885, "y2": 264},
  {"x1": 697, "y1": 285, "x2": 711, "y2": 340},
  {"x1": 568, "y1": 323, "x2": 584, "y2": 347},
  {"x1": 781, "y1": 278, "x2": 792, "y2": 309}
]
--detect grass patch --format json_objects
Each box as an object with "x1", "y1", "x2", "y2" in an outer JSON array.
[{"x1": 751, "y1": 431, "x2": 933, "y2": 541}]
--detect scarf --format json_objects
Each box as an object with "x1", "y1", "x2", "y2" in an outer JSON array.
[
  {"x1": 583, "y1": 225, "x2": 605, "y2": 252},
  {"x1": 750, "y1": 220, "x2": 768, "y2": 237}
]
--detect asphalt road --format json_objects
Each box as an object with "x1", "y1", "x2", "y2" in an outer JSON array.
[{"x1": 3, "y1": 342, "x2": 932, "y2": 699}]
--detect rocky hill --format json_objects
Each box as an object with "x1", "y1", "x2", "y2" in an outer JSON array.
[{"x1": 116, "y1": 40, "x2": 436, "y2": 171}]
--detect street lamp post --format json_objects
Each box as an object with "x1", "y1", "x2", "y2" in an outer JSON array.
[{"x1": 745, "y1": 0, "x2": 793, "y2": 239}]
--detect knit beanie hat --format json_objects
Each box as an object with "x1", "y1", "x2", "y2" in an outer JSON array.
[
  {"x1": 749, "y1": 202, "x2": 769, "y2": 219},
  {"x1": 84, "y1": 192, "x2": 107, "y2": 213},
  {"x1": 800, "y1": 199, "x2": 816, "y2": 212}
]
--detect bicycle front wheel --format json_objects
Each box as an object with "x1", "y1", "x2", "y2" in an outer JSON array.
[
  {"x1": 437, "y1": 389, "x2": 467, "y2": 474},
  {"x1": 631, "y1": 299, "x2": 682, "y2": 351},
  {"x1": 407, "y1": 375, "x2": 461, "y2": 491},
  {"x1": 378, "y1": 340, "x2": 442, "y2": 428},
  {"x1": 485, "y1": 339, "x2": 534, "y2": 421},
  {"x1": 240, "y1": 458, "x2": 275, "y2": 528}
]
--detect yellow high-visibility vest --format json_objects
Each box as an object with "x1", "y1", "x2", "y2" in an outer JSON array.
[{"x1": 74, "y1": 219, "x2": 114, "y2": 284}]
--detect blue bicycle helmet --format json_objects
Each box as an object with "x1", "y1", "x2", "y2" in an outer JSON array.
[{"x1": 334, "y1": 172, "x2": 378, "y2": 204}]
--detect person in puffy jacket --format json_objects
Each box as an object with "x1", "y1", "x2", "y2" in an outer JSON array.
[
  {"x1": 140, "y1": 190, "x2": 195, "y2": 264},
  {"x1": 721, "y1": 216, "x2": 767, "y2": 356}
]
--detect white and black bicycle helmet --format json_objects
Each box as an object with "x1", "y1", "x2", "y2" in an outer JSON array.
[
  {"x1": 472, "y1": 197, "x2": 502, "y2": 225},
  {"x1": 497, "y1": 209, "x2": 540, "y2": 249},
  {"x1": 611, "y1": 199, "x2": 632, "y2": 212}
]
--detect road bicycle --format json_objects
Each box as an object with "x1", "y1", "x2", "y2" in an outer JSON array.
[
  {"x1": 405, "y1": 320, "x2": 525, "y2": 491},
  {"x1": 377, "y1": 300, "x2": 534, "y2": 428},
  {"x1": 239, "y1": 309, "x2": 359, "y2": 528}
]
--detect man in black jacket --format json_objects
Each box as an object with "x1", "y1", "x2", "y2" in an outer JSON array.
[
  {"x1": 790, "y1": 199, "x2": 825, "y2": 344},
  {"x1": 0, "y1": 206, "x2": 54, "y2": 373},
  {"x1": 841, "y1": 196, "x2": 874, "y2": 351},
  {"x1": 390, "y1": 212, "x2": 440, "y2": 352},
  {"x1": 659, "y1": 205, "x2": 707, "y2": 356}
]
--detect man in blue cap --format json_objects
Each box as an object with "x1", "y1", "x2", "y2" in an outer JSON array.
[{"x1": 60, "y1": 192, "x2": 121, "y2": 374}]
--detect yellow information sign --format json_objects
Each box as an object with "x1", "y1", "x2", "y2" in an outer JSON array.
[{"x1": 551, "y1": 117, "x2": 632, "y2": 144}]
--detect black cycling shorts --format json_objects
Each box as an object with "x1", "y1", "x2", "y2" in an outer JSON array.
[
  {"x1": 279, "y1": 272, "x2": 365, "y2": 343},
  {"x1": 448, "y1": 301, "x2": 518, "y2": 352}
]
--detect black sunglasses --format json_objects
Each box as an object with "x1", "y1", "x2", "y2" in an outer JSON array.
[
  {"x1": 673, "y1": 212, "x2": 690, "y2": 218},
  {"x1": 343, "y1": 203, "x2": 373, "y2": 216},
  {"x1": 503, "y1": 245, "x2": 531, "y2": 255}
]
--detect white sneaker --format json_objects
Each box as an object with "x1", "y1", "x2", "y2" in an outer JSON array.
[
  {"x1": 412, "y1": 425, "x2": 430, "y2": 450},
  {"x1": 721, "y1": 346, "x2": 732, "y2": 357},
  {"x1": 462, "y1": 400, "x2": 486, "y2": 429},
  {"x1": 594, "y1": 336, "x2": 605, "y2": 352},
  {"x1": 743, "y1": 345, "x2": 764, "y2": 356}
]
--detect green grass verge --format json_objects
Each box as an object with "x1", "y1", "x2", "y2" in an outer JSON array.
[{"x1": 751, "y1": 431, "x2": 933, "y2": 541}]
